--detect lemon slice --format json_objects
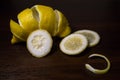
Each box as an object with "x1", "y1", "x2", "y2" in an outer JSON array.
[
  {"x1": 85, "y1": 54, "x2": 111, "y2": 74},
  {"x1": 10, "y1": 19, "x2": 29, "y2": 42},
  {"x1": 27, "y1": 29, "x2": 53, "y2": 58},
  {"x1": 17, "y1": 8, "x2": 39, "y2": 34},
  {"x1": 60, "y1": 34, "x2": 88, "y2": 55},
  {"x1": 74, "y1": 30, "x2": 100, "y2": 47},
  {"x1": 54, "y1": 10, "x2": 71, "y2": 37},
  {"x1": 31, "y1": 5, "x2": 57, "y2": 36}
]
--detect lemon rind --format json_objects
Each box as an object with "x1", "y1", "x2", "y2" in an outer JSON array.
[{"x1": 85, "y1": 54, "x2": 111, "y2": 74}]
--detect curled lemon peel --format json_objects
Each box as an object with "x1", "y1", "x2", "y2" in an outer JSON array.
[
  {"x1": 10, "y1": 19, "x2": 29, "y2": 43},
  {"x1": 85, "y1": 54, "x2": 111, "y2": 74}
]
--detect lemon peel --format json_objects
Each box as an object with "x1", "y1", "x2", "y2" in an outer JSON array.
[
  {"x1": 27, "y1": 29, "x2": 53, "y2": 58},
  {"x1": 85, "y1": 54, "x2": 111, "y2": 74},
  {"x1": 60, "y1": 34, "x2": 88, "y2": 55},
  {"x1": 31, "y1": 5, "x2": 57, "y2": 36},
  {"x1": 17, "y1": 8, "x2": 39, "y2": 34},
  {"x1": 74, "y1": 30, "x2": 100, "y2": 47},
  {"x1": 54, "y1": 10, "x2": 71, "y2": 37},
  {"x1": 11, "y1": 35, "x2": 23, "y2": 44},
  {"x1": 10, "y1": 19, "x2": 29, "y2": 43},
  {"x1": 59, "y1": 26, "x2": 71, "y2": 37}
]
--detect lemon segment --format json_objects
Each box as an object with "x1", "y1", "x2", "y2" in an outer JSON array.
[
  {"x1": 74, "y1": 30, "x2": 100, "y2": 47},
  {"x1": 85, "y1": 54, "x2": 111, "y2": 74},
  {"x1": 32, "y1": 5, "x2": 57, "y2": 36},
  {"x1": 60, "y1": 34, "x2": 88, "y2": 55},
  {"x1": 17, "y1": 8, "x2": 39, "y2": 34},
  {"x1": 27, "y1": 29, "x2": 53, "y2": 58},
  {"x1": 10, "y1": 19, "x2": 29, "y2": 42}
]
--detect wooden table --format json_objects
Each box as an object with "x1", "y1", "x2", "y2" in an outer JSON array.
[{"x1": 0, "y1": 0, "x2": 120, "y2": 80}]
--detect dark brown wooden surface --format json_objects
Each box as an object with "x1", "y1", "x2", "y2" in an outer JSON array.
[{"x1": 0, "y1": 0, "x2": 120, "y2": 80}]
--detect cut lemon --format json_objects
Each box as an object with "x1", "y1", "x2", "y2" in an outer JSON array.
[
  {"x1": 17, "y1": 8, "x2": 39, "y2": 34},
  {"x1": 60, "y1": 34, "x2": 88, "y2": 55},
  {"x1": 85, "y1": 54, "x2": 111, "y2": 74},
  {"x1": 54, "y1": 10, "x2": 71, "y2": 37},
  {"x1": 31, "y1": 5, "x2": 57, "y2": 36},
  {"x1": 10, "y1": 4, "x2": 71, "y2": 44},
  {"x1": 27, "y1": 29, "x2": 53, "y2": 58},
  {"x1": 10, "y1": 19, "x2": 29, "y2": 43},
  {"x1": 74, "y1": 30, "x2": 100, "y2": 47}
]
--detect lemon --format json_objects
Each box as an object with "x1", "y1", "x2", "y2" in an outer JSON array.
[
  {"x1": 85, "y1": 54, "x2": 111, "y2": 74},
  {"x1": 54, "y1": 10, "x2": 71, "y2": 37},
  {"x1": 17, "y1": 8, "x2": 39, "y2": 34},
  {"x1": 60, "y1": 34, "x2": 88, "y2": 55},
  {"x1": 27, "y1": 29, "x2": 53, "y2": 58},
  {"x1": 10, "y1": 19, "x2": 29, "y2": 43},
  {"x1": 74, "y1": 30, "x2": 100, "y2": 47},
  {"x1": 31, "y1": 5, "x2": 57, "y2": 36},
  {"x1": 10, "y1": 4, "x2": 71, "y2": 44}
]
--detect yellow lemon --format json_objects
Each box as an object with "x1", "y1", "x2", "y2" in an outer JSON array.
[
  {"x1": 17, "y1": 8, "x2": 39, "y2": 34},
  {"x1": 10, "y1": 4, "x2": 71, "y2": 44}
]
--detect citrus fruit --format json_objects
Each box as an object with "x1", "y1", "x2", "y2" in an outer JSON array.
[
  {"x1": 74, "y1": 30, "x2": 100, "y2": 47},
  {"x1": 10, "y1": 19, "x2": 29, "y2": 43},
  {"x1": 27, "y1": 29, "x2": 53, "y2": 58},
  {"x1": 85, "y1": 54, "x2": 111, "y2": 74},
  {"x1": 17, "y1": 8, "x2": 39, "y2": 34},
  {"x1": 10, "y1": 4, "x2": 71, "y2": 44},
  {"x1": 60, "y1": 34, "x2": 88, "y2": 55}
]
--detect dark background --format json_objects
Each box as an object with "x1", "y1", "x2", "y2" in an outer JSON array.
[{"x1": 0, "y1": 0, "x2": 120, "y2": 80}]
